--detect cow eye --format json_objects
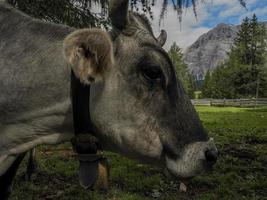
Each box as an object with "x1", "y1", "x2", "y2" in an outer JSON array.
[{"x1": 141, "y1": 66, "x2": 162, "y2": 81}]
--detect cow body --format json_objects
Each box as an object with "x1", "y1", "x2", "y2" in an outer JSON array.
[
  {"x1": 0, "y1": 0, "x2": 218, "y2": 199},
  {"x1": 0, "y1": 3, "x2": 74, "y2": 175}
]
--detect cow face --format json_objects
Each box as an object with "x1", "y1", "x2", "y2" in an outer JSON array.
[{"x1": 67, "y1": 0, "x2": 218, "y2": 179}]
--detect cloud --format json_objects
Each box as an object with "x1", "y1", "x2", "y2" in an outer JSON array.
[
  {"x1": 238, "y1": 7, "x2": 267, "y2": 23},
  {"x1": 149, "y1": 1, "x2": 211, "y2": 51},
  {"x1": 211, "y1": 0, "x2": 237, "y2": 6},
  {"x1": 140, "y1": 0, "x2": 266, "y2": 51},
  {"x1": 210, "y1": 0, "x2": 258, "y2": 7},
  {"x1": 214, "y1": 0, "x2": 263, "y2": 19},
  {"x1": 219, "y1": 4, "x2": 243, "y2": 18}
]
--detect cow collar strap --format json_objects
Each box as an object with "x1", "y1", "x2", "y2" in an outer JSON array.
[{"x1": 70, "y1": 70, "x2": 107, "y2": 190}]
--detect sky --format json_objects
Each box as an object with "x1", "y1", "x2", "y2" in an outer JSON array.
[{"x1": 147, "y1": 0, "x2": 267, "y2": 50}]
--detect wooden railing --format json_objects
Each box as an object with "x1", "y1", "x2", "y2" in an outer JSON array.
[{"x1": 191, "y1": 98, "x2": 267, "y2": 107}]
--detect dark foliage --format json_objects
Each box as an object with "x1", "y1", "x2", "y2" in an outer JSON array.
[
  {"x1": 202, "y1": 14, "x2": 267, "y2": 98},
  {"x1": 168, "y1": 42, "x2": 195, "y2": 98},
  {"x1": 6, "y1": 0, "x2": 247, "y2": 28},
  {"x1": 7, "y1": 0, "x2": 109, "y2": 28}
]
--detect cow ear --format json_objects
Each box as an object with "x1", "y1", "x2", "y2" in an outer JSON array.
[
  {"x1": 157, "y1": 30, "x2": 167, "y2": 47},
  {"x1": 63, "y1": 28, "x2": 114, "y2": 85}
]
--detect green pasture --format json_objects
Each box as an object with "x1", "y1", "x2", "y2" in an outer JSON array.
[{"x1": 10, "y1": 106, "x2": 267, "y2": 200}]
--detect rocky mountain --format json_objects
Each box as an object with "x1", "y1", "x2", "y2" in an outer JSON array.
[{"x1": 183, "y1": 22, "x2": 267, "y2": 80}]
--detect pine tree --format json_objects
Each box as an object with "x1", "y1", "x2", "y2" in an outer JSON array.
[
  {"x1": 202, "y1": 70, "x2": 213, "y2": 98},
  {"x1": 231, "y1": 17, "x2": 250, "y2": 64},
  {"x1": 208, "y1": 64, "x2": 235, "y2": 98},
  {"x1": 187, "y1": 72, "x2": 196, "y2": 98},
  {"x1": 168, "y1": 42, "x2": 195, "y2": 98},
  {"x1": 209, "y1": 14, "x2": 267, "y2": 98}
]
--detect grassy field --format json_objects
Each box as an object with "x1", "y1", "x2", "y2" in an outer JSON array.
[{"x1": 10, "y1": 106, "x2": 267, "y2": 200}]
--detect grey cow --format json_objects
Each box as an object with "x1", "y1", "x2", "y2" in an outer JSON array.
[{"x1": 0, "y1": 0, "x2": 218, "y2": 199}]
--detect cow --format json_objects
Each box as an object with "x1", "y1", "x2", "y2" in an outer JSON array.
[{"x1": 0, "y1": 0, "x2": 218, "y2": 199}]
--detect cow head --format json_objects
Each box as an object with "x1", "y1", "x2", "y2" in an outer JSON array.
[{"x1": 64, "y1": 0, "x2": 218, "y2": 179}]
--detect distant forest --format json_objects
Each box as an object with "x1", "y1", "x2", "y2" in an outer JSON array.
[{"x1": 202, "y1": 14, "x2": 267, "y2": 99}]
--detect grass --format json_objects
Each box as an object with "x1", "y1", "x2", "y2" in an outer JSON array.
[
  {"x1": 10, "y1": 106, "x2": 267, "y2": 200},
  {"x1": 194, "y1": 91, "x2": 202, "y2": 99}
]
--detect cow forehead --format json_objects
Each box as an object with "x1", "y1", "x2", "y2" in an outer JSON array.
[
  {"x1": 131, "y1": 12, "x2": 154, "y2": 34},
  {"x1": 112, "y1": 13, "x2": 172, "y2": 73},
  {"x1": 115, "y1": 12, "x2": 158, "y2": 45}
]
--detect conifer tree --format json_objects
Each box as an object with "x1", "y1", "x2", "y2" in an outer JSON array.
[
  {"x1": 206, "y1": 14, "x2": 267, "y2": 98},
  {"x1": 168, "y1": 42, "x2": 195, "y2": 98},
  {"x1": 202, "y1": 70, "x2": 211, "y2": 98}
]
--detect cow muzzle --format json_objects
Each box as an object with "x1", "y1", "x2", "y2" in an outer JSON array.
[{"x1": 165, "y1": 138, "x2": 218, "y2": 178}]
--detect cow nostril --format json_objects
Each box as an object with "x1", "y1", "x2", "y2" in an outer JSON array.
[{"x1": 205, "y1": 149, "x2": 218, "y2": 164}]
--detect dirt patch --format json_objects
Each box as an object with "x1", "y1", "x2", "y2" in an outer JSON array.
[
  {"x1": 244, "y1": 135, "x2": 267, "y2": 144},
  {"x1": 222, "y1": 144, "x2": 257, "y2": 161}
]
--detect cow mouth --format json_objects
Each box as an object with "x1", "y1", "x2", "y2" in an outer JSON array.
[
  {"x1": 164, "y1": 161, "x2": 214, "y2": 180},
  {"x1": 163, "y1": 138, "x2": 218, "y2": 179},
  {"x1": 164, "y1": 167, "x2": 194, "y2": 180},
  {"x1": 203, "y1": 158, "x2": 217, "y2": 171}
]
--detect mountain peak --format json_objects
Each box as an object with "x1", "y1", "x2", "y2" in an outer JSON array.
[
  {"x1": 183, "y1": 23, "x2": 239, "y2": 80},
  {"x1": 183, "y1": 21, "x2": 267, "y2": 80},
  {"x1": 216, "y1": 23, "x2": 228, "y2": 27}
]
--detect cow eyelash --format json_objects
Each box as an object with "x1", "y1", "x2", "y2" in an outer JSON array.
[
  {"x1": 141, "y1": 67, "x2": 162, "y2": 81},
  {"x1": 141, "y1": 66, "x2": 162, "y2": 82}
]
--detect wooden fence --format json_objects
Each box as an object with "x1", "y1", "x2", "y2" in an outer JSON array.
[{"x1": 191, "y1": 98, "x2": 267, "y2": 107}]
